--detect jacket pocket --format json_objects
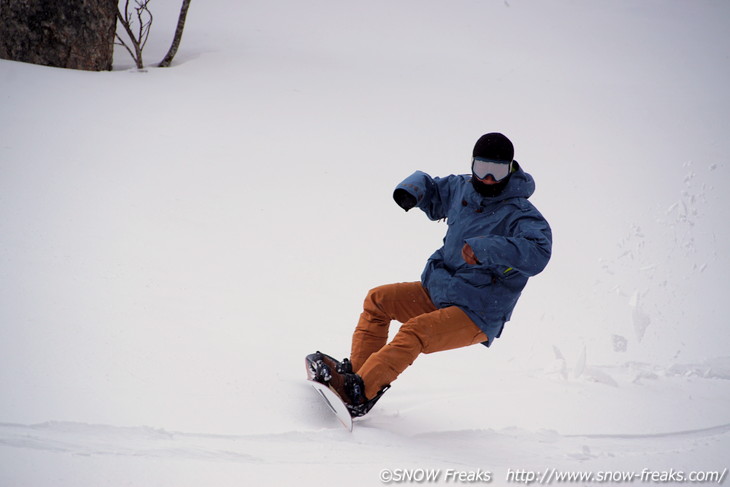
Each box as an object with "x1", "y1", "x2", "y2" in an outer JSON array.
[{"x1": 455, "y1": 267, "x2": 493, "y2": 289}]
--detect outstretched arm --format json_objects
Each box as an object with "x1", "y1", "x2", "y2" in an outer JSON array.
[{"x1": 392, "y1": 171, "x2": 454, "y2": 221}]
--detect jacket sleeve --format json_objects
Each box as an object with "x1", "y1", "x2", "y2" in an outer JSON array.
[
  {"x1": 465, "y1": 213, "x2": 552, "y2": 277},
  {"x1": 393, "y1": 171, "x2": 454, "y2": 221}
]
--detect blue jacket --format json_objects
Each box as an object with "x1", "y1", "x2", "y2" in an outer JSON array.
[{"x1": 395, "y1": 163, "x2": 552, "y2": 345}]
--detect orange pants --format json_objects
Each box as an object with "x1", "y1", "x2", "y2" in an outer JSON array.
[{"x1": 350, "y1": 282, "x2": 488, "y2": 399}]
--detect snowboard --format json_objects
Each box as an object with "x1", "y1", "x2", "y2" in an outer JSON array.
[{"x1": 308, "y1": 379, "x2": 353, "y2": 431}]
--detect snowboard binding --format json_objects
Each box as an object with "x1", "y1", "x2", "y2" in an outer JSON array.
[
  {"x1": 305, "y1": 351, "x2": 352, "y2": 384},
  {"x1": 305, "y1": 351, "x2": 389, "y2": 418}
]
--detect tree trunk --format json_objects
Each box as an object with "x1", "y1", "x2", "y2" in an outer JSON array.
[
  {"x1": 158, "y1": 0, "x2": 192, "y2": 68},
  {"x1": 0, "y1": 0, "x2": 116, "y2": 71}
]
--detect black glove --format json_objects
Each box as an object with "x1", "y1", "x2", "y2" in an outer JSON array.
[{"x1": 393, "y1": 188, "x2": 417, "y2": 211}]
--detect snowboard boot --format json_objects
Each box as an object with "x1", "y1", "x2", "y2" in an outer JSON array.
[{"x1": 327, "y1": 368, "x2": 391, "y2": 418}]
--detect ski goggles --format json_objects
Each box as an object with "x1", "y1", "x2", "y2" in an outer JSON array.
[{"x1": 471, "y1": 157, "x2": 512, "y2": 181}]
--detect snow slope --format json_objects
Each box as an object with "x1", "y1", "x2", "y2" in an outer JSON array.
[{"x1": 1, "y1": 1, "x2": 729, "y2": 485}]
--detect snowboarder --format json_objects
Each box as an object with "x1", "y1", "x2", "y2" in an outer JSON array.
[{"x1": 307, "y1": 132, "x2": 552, "y2": 418}]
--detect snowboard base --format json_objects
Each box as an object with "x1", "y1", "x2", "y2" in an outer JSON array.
[{"x1": 308, "y1": 379, "x2": 353, "y2": 431}]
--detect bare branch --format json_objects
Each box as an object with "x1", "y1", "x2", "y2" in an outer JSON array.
[
  {"x1": 114, "y1": 33, "x2": 136, "y2": 61},
  {"x1": 115, "y1": 0, "x2": 150, "y2": 69},
  {"x1": 115, "y1": 0, "x2": 192, "y2": 70}
]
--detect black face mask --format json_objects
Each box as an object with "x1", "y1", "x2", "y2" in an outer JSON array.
[{"x1": 471, "y1": 175, "x2": 510, "y2": 197}]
